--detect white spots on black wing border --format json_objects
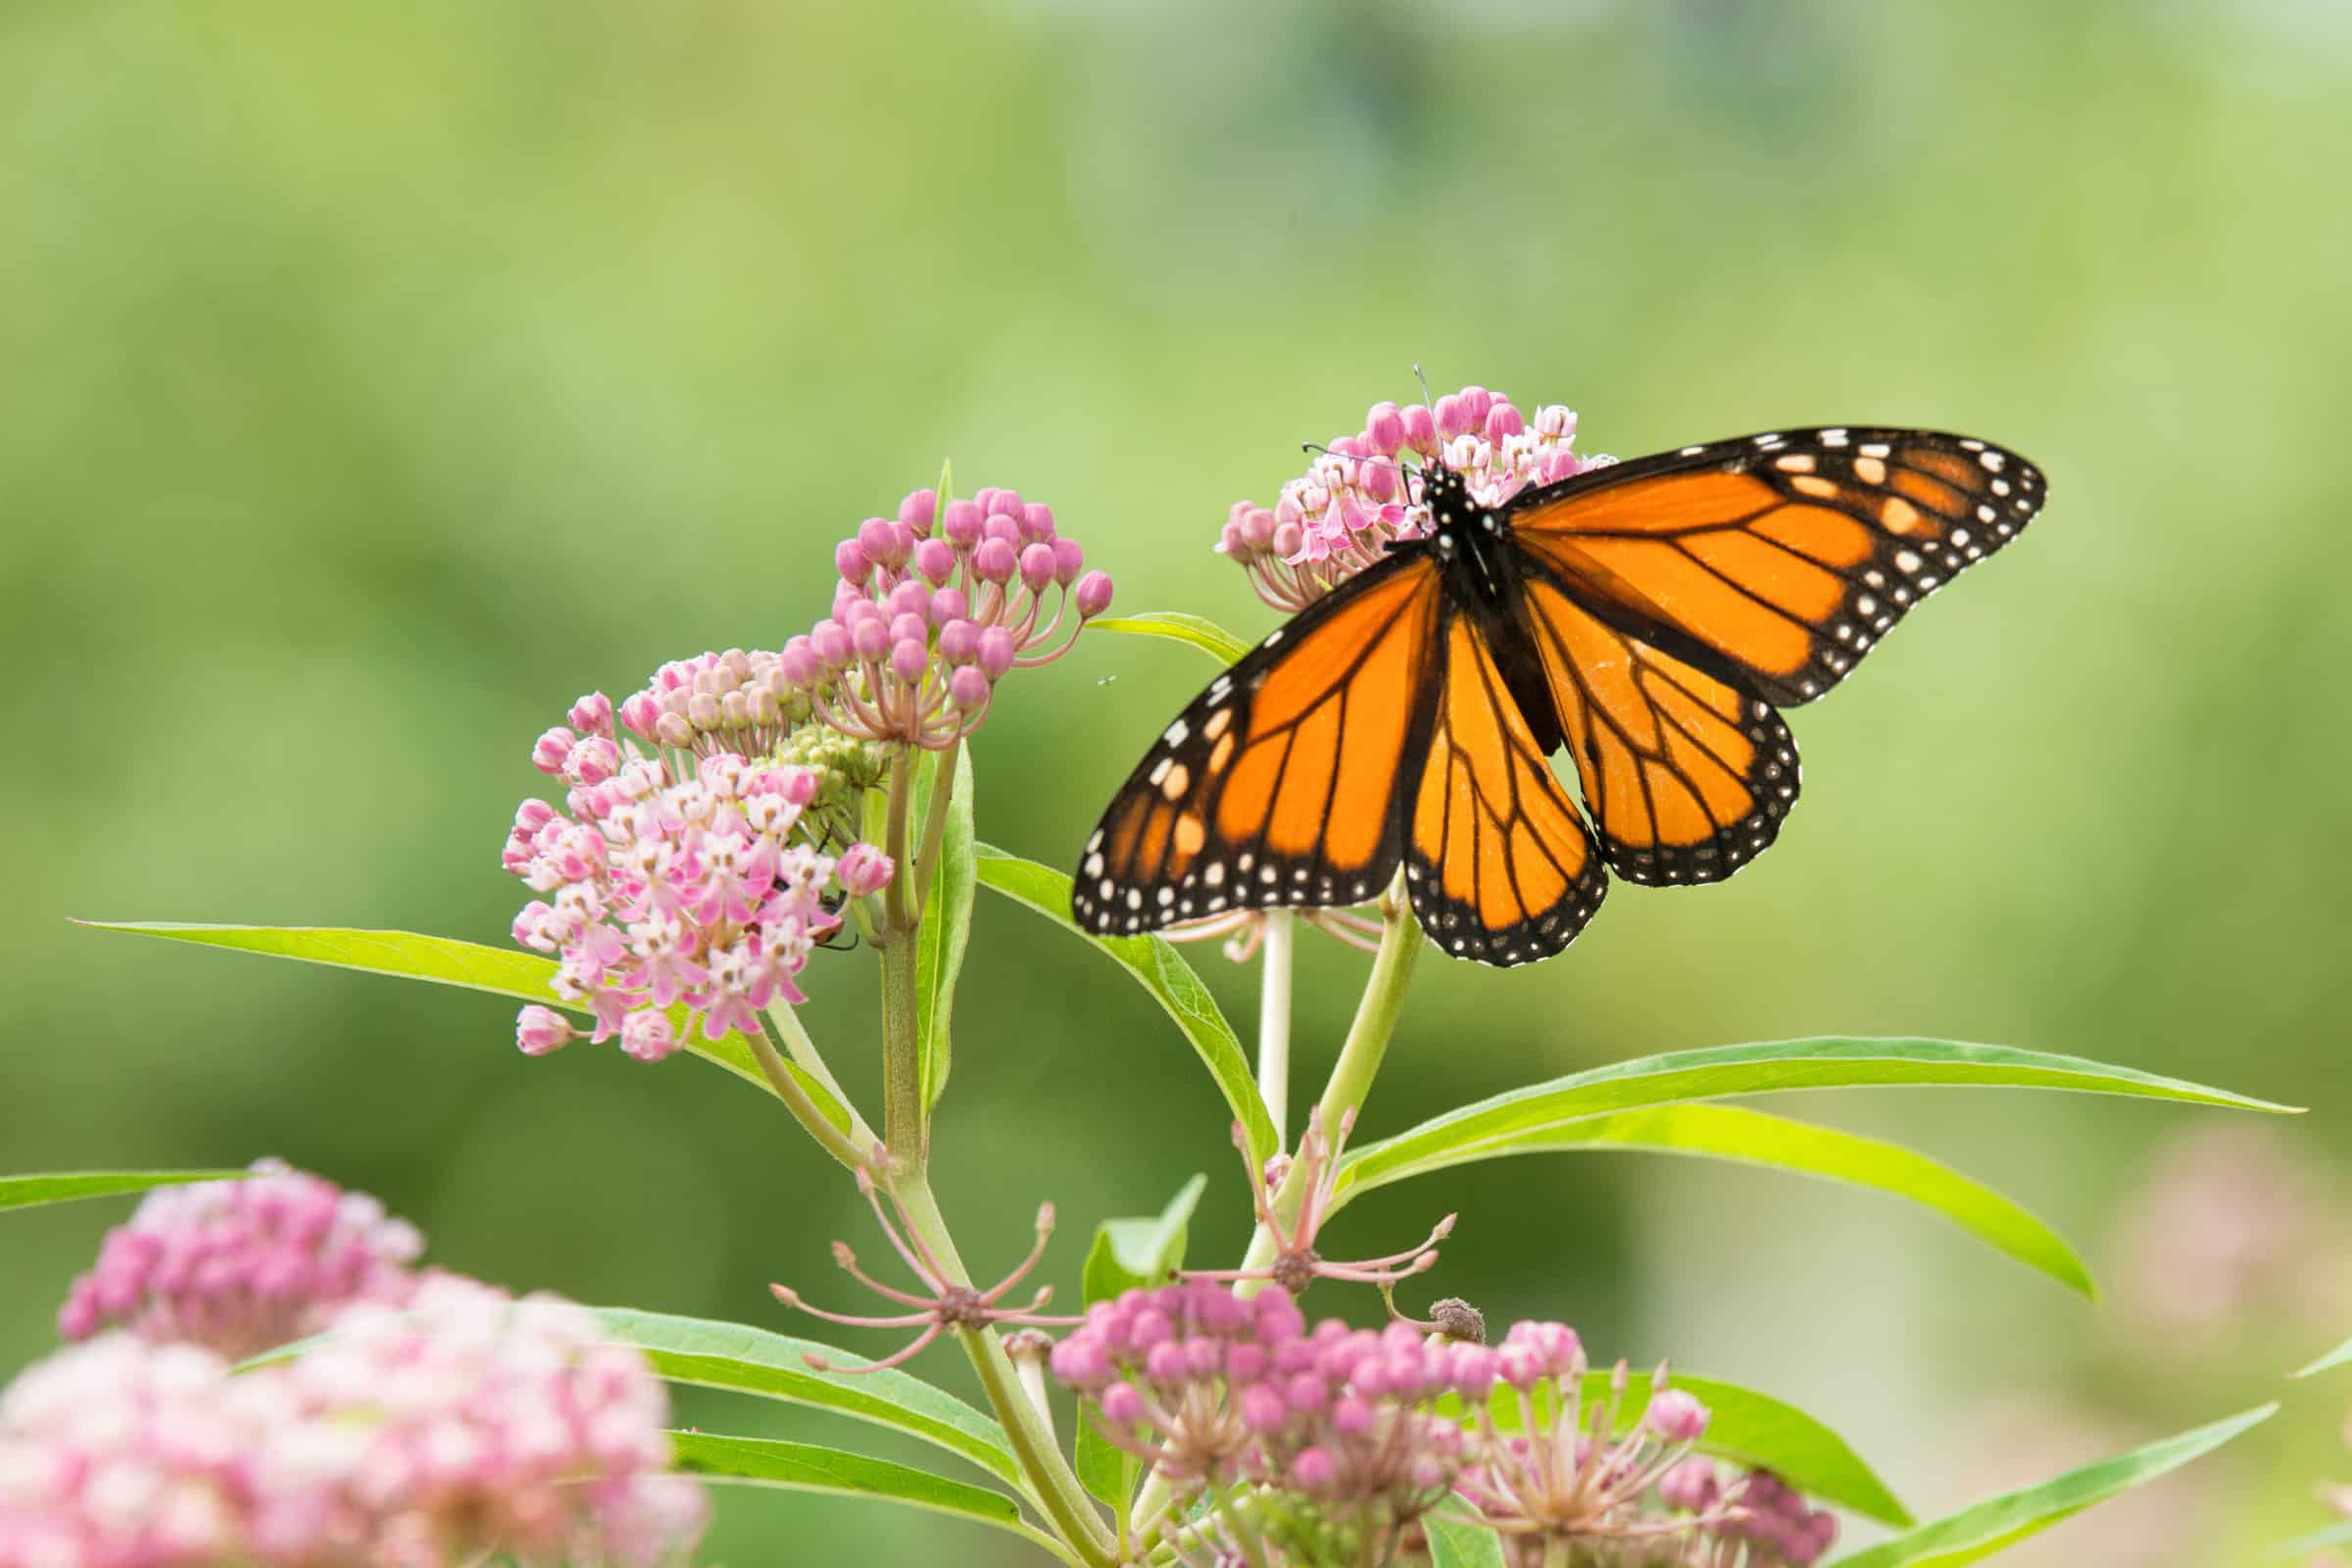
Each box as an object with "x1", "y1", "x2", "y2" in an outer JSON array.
[
  {"x1": 1603, "y1": 698, "x2": 1801, "y2": 889},
  {"x1": 1405, "y1": 840, "x2": 1609, "y2": 968}
]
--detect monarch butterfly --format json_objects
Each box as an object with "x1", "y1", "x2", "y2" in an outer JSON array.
[{"x1": 1072, "y1": 425, "x2": 2046, "y2": 965}]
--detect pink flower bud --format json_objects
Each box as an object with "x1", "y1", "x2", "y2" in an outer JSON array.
[
  {"x1": 1457, "y1": 384, "x2": 1494, "y2": 428},
  {"x1": 1100, "y1": 1382, "x2": 1144, "y2": 1425},
  {"x1": 1017, "y1": 543, "x2": 1057, "y2": 593},
  {"x1": 857, "y1": 517, "x2": 909, "y2": 569},
  {"x1": 1433, "y1": 393, "x2": 1468, "y2": 439},
  {"x1": 887, "y1": 580, "x2": 932, "y2": 621},
  {"x1": 899, "y1": 487, "x2": 938, "y2": 536},
  {"x1": 835, "y1": 843, "x2": 895, "y2": 897},
  {"x1": 1218, "y1": 517, "x2": 1248, "y2": 556},
  {"x1": 617, "y1": 691, "x2": 661, "y2": 741},
  {"x1": 937, "y1": 619, "x2": 979, "y2": 664},
  {"x1": 810, "y1": 620, "x2": 852, "y2": 668},
  {"x1": 890, "y1": 639, "x2": 930, "y2": 683},
  {"x1": 1645, "y1": 1388, "x2": 1710, "y2": 1444},
  {"x1": 851, "y1": 617, "x2": 890, "y2": 662},
  {"x1": 1074, "y1": 570, "x2": 1114, "y2": 618},
  {"x1": 567, "y1": 693, "x2": 614, "y2": 738},
  {"x1": 1364, "y1": 401, "x2": 1406, "y2": 454},
  {"x1": 531, "y1": 728, "x2": 576, "y2": 776},
  {"x1": 1484, "y1": 400, "x2": 1524, "y2": 441},
  {"x1": 1400, "y1": 403, "x2": 1437, "y2": 454},
  {"x1": 515, "y1": 799, "x2": 557, "y2": 835},
  {"x1": 779, "y1": 641, "x2": 819, "y2": 686},
  {"x1": 1659, "y1": 1457, "x2": 1719, "y2": 1512},
  {"x1": 980, "y1": 510, "x2": 1022, "y2": 548},
  {"x1": 515, "y1": 1005, "x2": 576, "y2": 1056},
  {"x1": 655, "y1": 712, "x2": 694, "y2": 748},
  {"x1": 976, "y1": 626, "x2": 1015, "y2": 680},
  {"x1": 912, "y1": 538, "x2": 956, "y2": 584},
  {"x1": 619, "y1": 1010, "x2": 679, "y2": 1063},
  {"x1": 948, "y1": 666, "x2": 991, "y2": 710},
  {"x1": 1271, "y1": 520, "x2": 1304, "y2": 559},
  {"x1": 981, "y1": 486, "x2": 1023, "y2": 517},
  {"x1": 834, "y1": 540, "x2": 871, "y2": 584},
  {"x1": 1051, "y1": 537, "x2": 1085, "y2": 585},
  {"x1": 1019, "y1": 502, "x2": 1056, "y2": 542},
  {"x1": 1240, "y1": 1383, "x2": 1288, "y2": 1432},
  {"x1": 942, "y1": 498, "x2": 984, "y2": 547},
  {"x1": 1291, "y1": 1446, "x2": 1337, "y2": 1492},
  {"x1": 889, "y1": 612, "x2": 929, "y2": 647},
  {"x1": 931, "y1": 587, "x2": 969, "y2": 623},
  {"x1": 972, "y1": 538, "x2": 1018, "y2": 585}
]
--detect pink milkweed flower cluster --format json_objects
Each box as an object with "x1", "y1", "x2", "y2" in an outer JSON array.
[
  {"x1": 1660, "y1": 1460, "x2": 1839, "y2": 1567},
  {"x1": 1218, "y1": 386, "x2": 1612, "y2": 611},
  {"x1": 1051, "y1": 1281, "x2": 1745, "y2": 1566},
  {"x1": 787, "y1": 486, "x2": 1114, "y2": 750},
  {"x1": 509, "y1": 686, "x2": 896, "y2": 1062},
  {"x1": 55, "y1": 1159, "x2": 423, "y2": 1361},
  {"x1": 0, "y1": 1284, "x2": 705, "y2": 1568}
]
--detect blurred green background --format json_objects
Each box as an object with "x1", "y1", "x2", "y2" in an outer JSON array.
[{"x1": 6, "y1": 1, "x2": 2349, "y2": 1561}]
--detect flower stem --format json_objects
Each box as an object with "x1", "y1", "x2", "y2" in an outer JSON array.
[
  {"x1": 882, "y1": 746, "x2": 918, "y2": 933},
  {"x1": 1257, "y1": 909, "x2": 1294, "y2": 1148},
  {"x1": 909, "y1": 736, "x2": 962, "y2": 911},
  {"x1": 879, "y1": 912, "x2": 925, "y2": 1169},
  {"x1": 887, "y1": 1171, "x2": 1117, "y2": 1568},
  {"x1": 742, "y1": 1022, "x2": 868, "y2": 1170},
  {"x1": 763, "y1": 1002, "x2": 871, "y2": 1145}
]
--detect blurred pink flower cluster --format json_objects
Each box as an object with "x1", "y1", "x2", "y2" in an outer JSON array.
[
  {"x1": 509, "y1": 690, "x2": 895, "y2": 1062},
  {"x1": 57, "y1": 1160, "x2": 423, "y2": 1360},
  {"x1": 1216, "y1": 386, "x2": 1610, "y2": 611},
  {"x1": 4, "y1": 1165, "x2": 705, "y2": 1568}
]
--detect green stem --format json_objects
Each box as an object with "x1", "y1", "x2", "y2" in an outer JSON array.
[
  {"x1": 879, "y1": 921, "x2": 925, "y2": 1168},
  {"x1": 763, "y1": 1002, "x2": 873, "y2": 1149},
  {"x1": 882, "y1": 747, "x2": 918, "y2": 932},
  {"x1": 910, "y1": 736, "x2": 962, "y2": 908},
  {"x1": 1237, "y1": 872, "x2": 1421, "y2": 1280},
  {"x1": 1256, "y1": 910, "x2": 1294, "y2": 1148},
  {"x1": 742, "y1": 1023, "x2": 867, "y2": 1170},
  {"x1": 889, "y1": 1172, "x2": 1118, "y2": 1568}
]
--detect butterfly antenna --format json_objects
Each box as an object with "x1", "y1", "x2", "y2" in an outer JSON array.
[{"x1": 1412, "y1": 364, "x2": 1435, "y2": 414}]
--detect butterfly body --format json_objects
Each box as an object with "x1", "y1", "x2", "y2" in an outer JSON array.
[{"x1": 1074, "y1": 425, "x2": 2046, "y2": 965}]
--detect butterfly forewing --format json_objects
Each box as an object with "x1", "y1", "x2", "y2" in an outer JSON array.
[
  {"x1": 1072, "y1": 555, "x2": 1446, "y2": 936},
  {"x1": 1505, "y1": 427, "x2": 2047, "y2": 709}
]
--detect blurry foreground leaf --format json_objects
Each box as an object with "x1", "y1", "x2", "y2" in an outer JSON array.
[
  {"x1": 1826, "y1": 1404, "x2": 2275, "y2": 1566},
  {"x1": 914, "y1": 744, "x2": 977, "y2": 1116},
  {"x1": 1089, "y1": 612, "x2": 1250, "y2": 666},
  {"x1": 669, "y1": 1432, "x2": 1062, "y2": 1557},
  {"x1": 0, "y1": 1170, "x2": 243, "y2": 1213}
]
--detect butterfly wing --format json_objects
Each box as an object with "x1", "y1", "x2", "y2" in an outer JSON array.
[
  {"x1": 1504, "y1": 427, "x2": 2046, "y2": 708},
  {"x1": 1073, "y1": 553, "x2": 1446, "y2": 935},
  {"x1": 1403, "y1": 604, "x2": 1609, "y2": 964},
  {"x1": 1514, "y1": 560, "x2": 1798, "y2": 886}
]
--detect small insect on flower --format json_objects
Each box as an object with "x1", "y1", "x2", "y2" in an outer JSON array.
[{"x1": 1075, "y1": 382, "x2": 2047, "y2": 967}]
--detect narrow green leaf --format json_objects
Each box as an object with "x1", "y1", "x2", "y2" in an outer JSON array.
[
  {"x1": 0, "y1": 1170, "x2": 246, "y2": 1213},
  {"x1": 1422, "y1": 1510, "x2": 1511, "y2": 1568},
  {"x1": 2275, "y1": 1519, "x2": 2352, "y2": 1557},
  {"x1": 914, "y1": 744, "x2": 977, "y2": 1115},
  {"x1": 972, "y1": 847, "x2": 1275, "y2": 1164},
  {"x1": 1347, "y1": 1038, "x2": 2295, "y2": 1198},
  {"x1": 589, "y1": 1308, "x2": 1018, "y2": 1488},
  {"x1": 74, "y1": 921, "x2": 849, "y2": 1129},
  {"x1": 1089, "y1": 612, "x2": 1251, "y2": 666},
  {"x1": 1075, "y1": 1176, "x2": 1208, "y2": 1513},
  {"x1": 668, "y1": 1432, "x2": 1044, "y2": 1545},
  {"x1": 1339, "y1": 1102, "x2": 2092, "y2": 1298},
  {"x1": 2293, "y1": 1332, "x2": 2352, "y2": 1379},
  {"x1": 1827, "y1": 1404, "x2": 2275, "y2": 1567},
  {"x1": 1453, "y1": 1369, "x2": 1909, "y2": 1526}
]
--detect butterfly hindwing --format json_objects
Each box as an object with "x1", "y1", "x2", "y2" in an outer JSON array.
[
  {"x1": 1505, "y1": 428, "x2": 2046, "y2": 708},
  {"x1": 1403, "y1": 608, "x2": 1609, "y2": 964},
  {"x1": 1516, "y1": 565, "x2": 1798, "y2": 886},
  {"x1": 1072, "y1": 554, "x2": 1445, "y2": 936}
]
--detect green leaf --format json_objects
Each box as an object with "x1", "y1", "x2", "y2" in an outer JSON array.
[
  {"x1": 1453, "y1": 1369, "x2": 1909, "y2": 1527},
  {"x1": 972, "y1": 847, "x2": 1275, "y2": 1164},
  {"x1": 74, "y1": 921, "x2": 850, "y2": 1130},
  {"x1": 914, "y1": 744, "x2": 977, "y2": 1116},
  {"x1": 2293, "y1": 1332, "x2": 2352, "y2": 1379},
  {"x1": 1422, "y1": 1510, "x2": 1511, "y2": 1568},
  {"x1": 1826, "y1": 1404, "x2": 2275, "y2": 1567},
  {"x1": 1088, "y1": 612, "x2": 1251, "y2": 666},
  {"x1": 1339, "y1": 1102, "x2": 2092, "y2": 1298},
  {"x1": 588, "y1": 1308, "x2": 1018, "y2": 1488},
  {"x1": 1075, "y1": 1176, "x2": 1208, "y2": 1513},
  {"x1": 0, "y1": 1170, "x2": 246, "y2": 1213},
  {"x1": 668, "y1": 1432, "x2": 1052, "y2": 1551},
  {"x1": 2275, "y1": 1520, "x2": 2352, "y2": 1557},
  {"x1": 1345, "y1": 1038, "x2": 2296, "y2": 1199}
]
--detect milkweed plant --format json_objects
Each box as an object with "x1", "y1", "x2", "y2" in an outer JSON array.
[{"x1": 4, "y1": 389, "x2": 2337, "y2": 1568}]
